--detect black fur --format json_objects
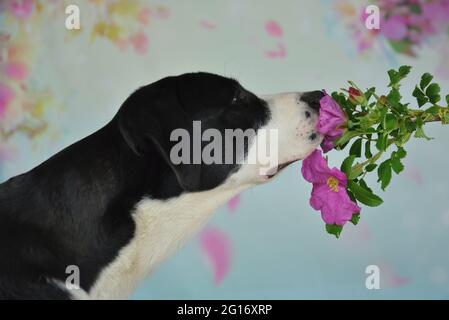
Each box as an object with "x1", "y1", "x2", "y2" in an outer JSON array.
[{"x1": 0, "y1": 72, "x2": 270, "y2": 299}]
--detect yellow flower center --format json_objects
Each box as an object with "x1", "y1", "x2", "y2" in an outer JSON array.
[{"x1": 327, "y1": 176, "x2": 339, "y2": 192}]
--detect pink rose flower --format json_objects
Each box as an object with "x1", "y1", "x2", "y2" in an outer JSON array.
[
  {"x1": 302, "y1": 150, "x2": 361, "y2": 226},
  {"x1": 317, "y1": 92, "x2": 346, "y2": 152}
]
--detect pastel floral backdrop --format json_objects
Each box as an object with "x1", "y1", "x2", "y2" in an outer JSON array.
[
  {"x1": 1, "y1": 0, "x2": 449, "y2": 299},
  {"x1": 324, "y1": 0, "x2": 449, "y2": 76}
]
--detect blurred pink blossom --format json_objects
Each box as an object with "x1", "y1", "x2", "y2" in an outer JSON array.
[
  {"x1": 265, "y1": 42, "x2": 287, "y2": 59},
  {"x1": 382, "y1": 15, "x2": 408, "y2": 40},
  {"x1": 265, "y1": 20, "x2": 283, "y2": 38},
  {"x1": 227, "y1": 194, "x2": 240, "y2": 214},
  {"x1": 200, "y1": 19, "x2": 216, "y2": 30},
  {"x1": 4, "y1": 62, "x2": 29, "y2": 81},
  {"x1": 9, "y1": 0, "x2": 34, "y2": 19},
  {"x1": 138, "y1": 7, "x2": 151, "y2": 25},
  {"x1": 130, "y1": 31, "x2": 149, "y2": 55},
  {"x1": 199, "y1": 227, "x2": 231, "y2": 286},
  {"x1": 0, "y1": 83, "x2": 14, "y2": 117}
]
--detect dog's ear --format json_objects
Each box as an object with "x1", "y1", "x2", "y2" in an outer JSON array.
[{"x1": 116, "y1": 80, "x2": 202, "y2": 192}]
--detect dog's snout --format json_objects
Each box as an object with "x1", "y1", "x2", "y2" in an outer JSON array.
[{"x1": 300, "y1": 90, "x2": 325, "y2": 112}]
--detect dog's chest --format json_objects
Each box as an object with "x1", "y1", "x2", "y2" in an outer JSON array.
[{"x1": 88, "y1": 186, "x2": 240, "y2": 299}]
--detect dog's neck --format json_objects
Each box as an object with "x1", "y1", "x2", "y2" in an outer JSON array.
[{"x1": 87, "y1": 182, "x2": 247, "y2": 299}]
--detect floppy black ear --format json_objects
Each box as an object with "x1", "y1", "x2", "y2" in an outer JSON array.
[{"x1": 116, "y1": 81, "x2": 202, "y2": 192}]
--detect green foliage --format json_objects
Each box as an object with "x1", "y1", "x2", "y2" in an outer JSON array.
[
  {"x1": 377, "y1": 160, "x2": 392, "y2": 190},
  {"x1": 350, "y1": 214, "x2": 360, "y2": 225},
  {"x1": 328, "y1": 66, "x2": 449, "y2": 237},
  {"x1": 348, "y1": 181, "x2": 383, "y2": 207},
  {"x1": 325, "y1": 224, "x2": 343, "y2": 238}
]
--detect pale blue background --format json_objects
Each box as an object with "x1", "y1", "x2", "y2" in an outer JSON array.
[{"x1": 1, "y1": 0, "x2": 449, "y2": 299}]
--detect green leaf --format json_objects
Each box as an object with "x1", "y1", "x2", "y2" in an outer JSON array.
[
  {"x1": 399, "y1": 66, "x2": 412, "y2": 79},
  {"x1": 334, "y1": 131, "x2": 359, "y2": 147},
  {"x1": 398, "y1": 134, "x2": 411, "y2": 146},
  {"x1": 446, "y1": 94, "x2": 449, "y2": 106},
  {"x1": 325, "y1": 224, "x2": 343, "y2": 238},
  {"x1": 365, "y1": 87, "x2": 376, "y2": 101},
  {"x1": 341, "y1": 155, "x2": 356, "y2": 175},
  {"x1": 365, "y1": 163, "x2": 378, "y2": 172},
  {"x1": 426, "y1": 83, "x2": 440, "y2": 97},
  {"x1": 425, "y1": 106, "x2": 440, "y2": 115},
  {"x1": 376, "y1": 133, "x2": 388, "y2": 151},
  {"x1": 413, "y1": 86, "x2": 428, "y2": 107},
  {"x1": 387, "y1": 88, "x2": 401, "y2": 106},
  {"x1": 377, "y1": 160, "x2": 392, "y2": 190},
  {"x1": 391, "y1": 157, "x2": 404, "y2": 174},
  {"x1": 359, "y1": 179, "x2": 373, "y2": 192},
  {"x1": 413, "y1": 86, "x2": 424, "y2": 97},
  {"x1": 417, "y1": 96, "x2": 429, "y2": 107},
  {"x1": 332, "y1": 92, "x2": 347, "y2": 109},
  {"x1": 350, "y1": 214, "x2": 360, "y2": 225},
  {"x1": 348, "y1": 181, "x2": 384, "y2": 207},
  {"x1": 414, "y1": 125, "x2": 433, "y2": 140},
  {"x1": 420, "y1": 73, "x2": 433, "y2": 90},
  {"x1": 425, "y1": 83, "x2": 441, "y2": 104},
  {"x1": 418, "y1": 96, "x2": 429, "y2": 107},
  {"x1": 396, "y1": 147, "x2": 407, "y2": 158},
  {"x1": 365, "y1": 140, "x2": 373, "y2": 158},
  {"x1": 348, "y1": 163, "x2": 364, "y2": 180},
  {"x1": 398, "y1": 65, "x2": 412, "y2": 78},
  {"x1": 387, "y1": 65, "x2": 411, "y2": 88},
  {"x1": 414, "y1": 118, "x2": 433, "y2": 140},
  {"x1": 383, "y1": 114, "x2": 398, "y2": 132},
  {"x1": 347, "y1": 189, "x2": 356, "y2": 202},
  {"x1": 387, "y1": 69, "x2": 399, "y2": 87},
  {"x1": 405, "y1": 118, "x2": 416, "y2": 133},
  {"x1": 349, "y1": 138, "x2": 363, "y2": 158},
  {"x1": 429, "y1": 95, "x2": 441, "y2": 104}
]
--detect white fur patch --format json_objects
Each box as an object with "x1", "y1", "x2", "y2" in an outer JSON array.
[{"x1": 89, "y1": 182, "x2": 247, "y2": 299}]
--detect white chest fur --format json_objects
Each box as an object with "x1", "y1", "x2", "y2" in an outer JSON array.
[{"x1": 88, "y1": 184, "x2": 245, "y2": 299}]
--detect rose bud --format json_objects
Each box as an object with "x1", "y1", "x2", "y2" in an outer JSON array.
[{"x1": 348, "y1": 87, "x2": 366, "y2": 105}]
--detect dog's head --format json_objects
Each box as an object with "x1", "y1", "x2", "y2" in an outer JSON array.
[{"x1": 117, "y1": 72, "x2": 323, "y2": 193}]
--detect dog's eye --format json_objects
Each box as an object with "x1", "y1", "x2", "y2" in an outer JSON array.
[
  {"x1": 231, "y1": 88, "x2": 245, "y2": 105},
  {"x1": 231, "y1": 93, "x2": 240, "y2": 104}
]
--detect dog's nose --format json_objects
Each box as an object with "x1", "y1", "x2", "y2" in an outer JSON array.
[{"x1": 300, "y1": 90, "x2": 325, "y2": 112}]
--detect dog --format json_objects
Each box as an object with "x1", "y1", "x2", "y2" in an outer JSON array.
[{"x1": 0, "y1": 72, "x2": 324, "y2": 299}]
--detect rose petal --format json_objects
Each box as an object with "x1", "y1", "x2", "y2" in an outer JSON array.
[
  {"x1": 302, "y1": 150, "x2": 361, "y2": 226},
  {"x1": 317, "y1": 94, "x2": 346, "y2": 136}
]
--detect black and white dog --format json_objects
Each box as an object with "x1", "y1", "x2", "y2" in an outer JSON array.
[{"x1": 0, "y1": 72, "x2": 323, "y2": 299}]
